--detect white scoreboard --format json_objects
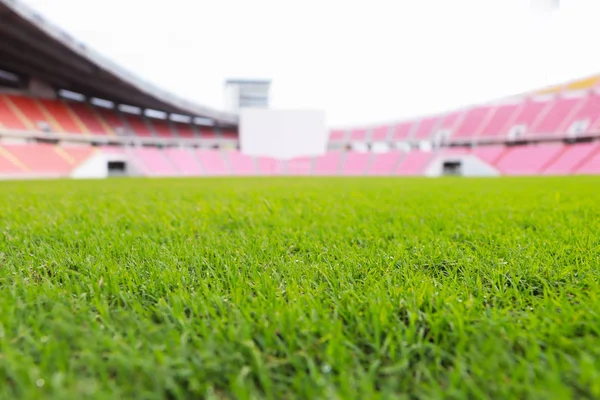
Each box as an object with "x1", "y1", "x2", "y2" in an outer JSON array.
[{"x1": 240, "y1": 109, "x2": 328, "y2": 160}]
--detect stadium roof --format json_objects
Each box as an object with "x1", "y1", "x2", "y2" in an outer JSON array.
[{"x1": 0, "y1": 0, "x2": 238, "y2": 126}]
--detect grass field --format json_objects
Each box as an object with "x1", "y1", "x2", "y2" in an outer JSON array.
[{"x1": 1, "y1": 177, "x2": 599, "y2": 399}]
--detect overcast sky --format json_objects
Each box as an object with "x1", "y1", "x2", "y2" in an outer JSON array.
[{"x1": 19, "y1": 0, "x2": 600, "y2": 127}]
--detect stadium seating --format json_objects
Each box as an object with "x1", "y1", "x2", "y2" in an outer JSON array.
[
  {"x1": 349, "y1": 128, "x2": 369, "y2": 141},
  {"x1": 123, "y1": 114, "x2": 153, "y2": 137},
  {"x1": 573, "y1": 143, "x2": 600, "y2": 174},
  {"x1": 395, "y1": 150, "x2": 432, "y2": 175},
  {"x1": 220, "y1": 128, "x2": 238, "y2": 140},
  {"x1": 286, "y1": 156, "x2": 313, "y2": 175},
  {"x1": 67, "y1": 103, "x2": 111, "y2": 135},
  {"x1": 529, "y1": 96, "x2": 582, "y2": 137},
  {"x1": 256, "y1": 156, "x2": 285, "y2": 175},
  {"x1": 412, "y1": 117, "x2": 439, "y2": 140},
  {"x1": 132, "y1": 147, "x2": 178, "y2": 176},
  {"x1": 148, "y1": 118, "x2": 175, "y2": 138},
  {"x1": 479, "y1": 103, "x2": 520, "y2": 138},
  {"x1": 494, "y1": 143, "x2": 564, "y2": 175},
  {"x1": 340, "y1": 152, "x2": 371, "y2": 175},
  {"x1": 542, "y1": 142, "x2": 599, "y2": 175},
  {"x1": 173, "y1": 123, "x2": 197, "y2": 138},
  {"x1": 163, "y1": 148, "x2": 204, "y2": 175},
  {"x1": 392, "y1": 122, "x2": 415, "y2": 141},
  {"x1": 7, "y1": 95, "x2": 50, "y2": 131},
  {"x1": 471, "y1": 145, "x2": 506, "y2": 165},
  {"x1": 560, "y1": 93, "x2": 600, "y2": 136},
  {"x1": 371, "y1": 125, "x2": 390, "y2": 141},
  {"x1": 97, "y1": 108, "x2": 127, "y2": 135},
  {"x1": 508, "y1": 100, "x2": 549, "y2": 137},
  {"x1": 436, "y1": 111, "x2": 463, "y2": 139},
  {"x1": 226, "y1": 151, "x2": 257, "y2": 175},
  {"x1": 329, "y1": 129, "x2": 347, "y2": 141},
  {"x1": 0, "y1": 96, "x2": 29, "y2": 130},
  {"x1": 313, "y1": 151, "x2": 343, "y2": 175},
  {"x1": 37, "y1": 99, "x2": 83, "y2": 134},
  {"x1": 196, "y1": 149, "x2": 229, "y2": 175},
  {"x1": 452, "y1": 106, "x2": 493, "y2": 140},
  {"x1": 366, "y1": 151, "x2": 403, "y2": 175},
  {"x1": 1, "y1": 143, "x2": 73, "y2": 175}
]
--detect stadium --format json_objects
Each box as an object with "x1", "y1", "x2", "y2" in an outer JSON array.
[{"x1": 1, "y1": 0, "x2": 600, "y2": 398}]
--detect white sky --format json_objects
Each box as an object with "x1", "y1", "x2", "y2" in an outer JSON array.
[{"x1": 19, "y1": 0, "x2": 600, "y2": 127}]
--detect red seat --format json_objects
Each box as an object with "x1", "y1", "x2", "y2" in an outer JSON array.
[
  {"x1": 38, "y1": 99, "x2": 82, "y2": 134},
  {"x1": 0, "y1": 95, "x2": 28, "y2": 130},
  {"x1": 68, "y1": 103, "x2": 110, "y2": 135}
]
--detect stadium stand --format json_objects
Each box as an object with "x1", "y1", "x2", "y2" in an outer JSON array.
[
  {"x1": 452, "y1": 106, "x2": 494, "y2": 140},
  {"x1": 313, "y1": 151, "x2": 343, "y2": 175},
  {"x1": 340, "y1": 152, "x2": 371, "y2": 176},
  {"x1": 2, "y1": 0, "x2": 600, "y2": 179},
  {"x1": 163, "y1": 147, "x2": 204, "y2": 176},
  {"x1": 286, "y1": 156, "x2": 313, "y2": 175},
  {"x1": 365, "y1": 151, "x2": 400, "y2": 175}
]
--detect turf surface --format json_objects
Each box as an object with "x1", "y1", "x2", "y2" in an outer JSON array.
[{"x1": 1, "y1": 177, "x2": 599, "y2": 399}]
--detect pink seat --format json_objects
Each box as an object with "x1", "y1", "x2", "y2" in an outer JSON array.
[
  {"x1": 60, "y1": 145, "x2": 95, "y2": 164},
  {"x1": 132, "y1": 147, "x2": 178, "y2": 176},
  {"x1": 472, "y1": 146, "x2": 506, "y2": 165},
  {"x1": 495, "y1": 144, "x2": 564, "y2": 175},
  {"x1": 543, "y1": 142, "x2": 599, "y2": 175},
  {"x1": 437, "y1": 111, "x2": 463, "y2": 137},
  {"x1": 0, "y1": 147, "x2": 26, "y2": 174},
  {"x1": 286, "y1": 156, "x2": 313, "y2": 175},
  {"x1": 562, "y1": 93, "x2": 600, "y2": 135},
  {"x1": 371, "y1": 125, "x2": 390, "y2": 141},
  {"x1": 349, "y1": 128, "x2": 368, "y2": 141},
  {"x1": 226, "y1": 151, "x2": 256, "y2": 175},
  {"x1": 256, "y1": 156, "x2": 284, "y2": 175},
  {"x1": 313, "y1": 151, "x2": 343, "y2": 175},
  {"x1": 395, "y1": 151, "x2": 432, "y2": 175},
  {"x1": 530, "y1": 97, "x2": 582, "y2": 137},
  {"x1": 366, "y1": 151, "x2": 403, "y2": 175},
  {"x1": 392, "y1": 121, "x2": 415, "y2": 141},
  {"x1": 412, "y1": 117, "x2": 440, "y2": 140},
  {"x1": 196, "y1": 149, "x2": 229, "y2": 175},
  {"x1": 452, "y1": 106, "x2": 494, "y2": 139},
  {"x1": 340, "y1": 152, "x2": 371, "y2": 175},
  {"x1": 163, "y1": 148, "x2": 204, "y2": 175},
  {"x1": 329, "y1": 130, "x2": 347, "y2": 141},
  {"x1": 574, "y1": 144, "x2": 600, "y2": 174},
  {"x1": 507, "y1": 100, "x2": 549, "y2": 136},
  {"x1": 479, "y1": 103, "x2": 520, "y2": 138},
  {"x1": 1, "y1": 143, "x2": 73, "y2": 174}
]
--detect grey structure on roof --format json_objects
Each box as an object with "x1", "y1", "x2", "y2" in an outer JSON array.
[{"x1": 0, "y1": 0, "x2": 238, "y2": 126}]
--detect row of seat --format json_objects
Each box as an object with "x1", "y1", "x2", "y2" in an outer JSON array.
[
  {"x1": 0, "y1": 94, "x2": 237, "y2": 139},
  {"x1": 1, "y1": 142, "x2": 598, "y2": 177},
  {"x1": 332, "y1": 92, "x2": 600, "y2": 143}
]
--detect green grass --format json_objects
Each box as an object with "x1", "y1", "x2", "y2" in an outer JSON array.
[{"x1": 1, "y1": 177, "x2": 600, "y2": 399}]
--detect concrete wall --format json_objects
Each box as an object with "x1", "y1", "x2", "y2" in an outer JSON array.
[{"x1": 425, "y1": 155, "x2": 500, "y2": 177}]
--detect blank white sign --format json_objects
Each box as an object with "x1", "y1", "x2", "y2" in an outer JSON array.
[{"x1": 240, "y1": 109, "x2": 328, "y2": 160}]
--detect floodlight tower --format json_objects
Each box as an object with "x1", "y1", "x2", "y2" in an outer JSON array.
[{"x1": 224, "y1": 79, "x2": 272, "y2": 113}]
